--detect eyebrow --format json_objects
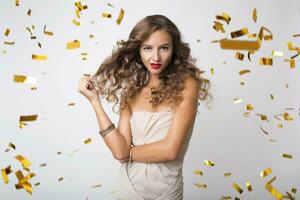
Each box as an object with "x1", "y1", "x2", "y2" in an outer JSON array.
[{"x1": 141, "y1": 43, "x2": 171, "y2": 47}]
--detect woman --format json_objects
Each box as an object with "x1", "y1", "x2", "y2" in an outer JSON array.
[{"x1": 78, "y1": 14, "x2": 210, "y2": 200}]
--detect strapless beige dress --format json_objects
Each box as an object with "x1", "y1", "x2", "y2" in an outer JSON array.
[{"x1": 116, "y1": 111, "x2": 194, "y2": 200}]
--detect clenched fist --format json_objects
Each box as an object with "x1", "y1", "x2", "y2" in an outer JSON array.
[{"x1": 77, "y1": 75, "x2": 99, "y2": 102}]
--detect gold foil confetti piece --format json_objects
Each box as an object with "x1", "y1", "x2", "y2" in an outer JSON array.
[
  {"x1": 15, "y1": 155, "x2": 31, "y2": 168},
  {"x1": 75, "y1": 1, "x2": 87, "y2": 11},
  {"x1": 247, "y1": 50, "x2": 255, "y2": 61},
  {"x1": 38, "y1": 42, "x2": 42, "y2": 48},
  {"x1": 264, "y1": 35, "x2": 273, "y2": 40},
  {"x1": 116, "y1": 9, "x2": 125, "y2": 25},
  {"x1": 75, "y1": 8, "x2": 80, "y2": 18},
  {"x1": 260, "y1": 126, "x2": 269, "y2": 135},
  {"x1": 81, "y1": 52, "x2": 88, "y2": 56},
  {"x1": 243, "y1": 112, "x2": 250, "y2": 117},
  {"x1": 89, "y1": 34, "x2": 94, "y2": 39},
  {"x1": 216, "y1": 12, "x2": 231, "y2": 25},
  {"x1": 43, "y1": 25, "x2": 54, "y2": 36},
  {"x1": 4, "y1": 41, "x2": 15, "y2": 45},
  {"x1": 32, "y1": 54, "x2": 47, "y2": 60},
  {"x1": 291, "y1": 188, "x2": 297, "y2": 194},
  {"x1": 233, "y1": 98, "x2": 242, "y2": 104},
  {"x1": 25, "y1": 27, "x2": 36, "y2": 39},
  {"x1": 265, "y1": 176, "x2": 283, "y2": 200},
  {"x1": 253, "y1": 8, "x2": 257, "y2": 22},
  {"x1": 287, "y1": 41, "x2": 300, "y2": 52},
  {"x1": 34, "y1": 182, "x2": 40, "y2": 187},
  {"x1": 224, "y1": 173, "x2": 231, "y2": 177},
  {"x1": 246, "y1": 181, "x2": 253, "y2": 192},
  {"x1": 235, "y1": 52, "x2": 244, "y2": 61},
  {"x1": 68, "y1": 102, "x2": 75, "y2": 106},
  {"x1": 31, "y1": 87, "x2": 37, "y2": 91},
  {"x1": 102, "y1": 13, "x2": 112, "y2": 18},
  {"x1": 247, "y1": 33, "x2": 257, "y2": 38},
  {"x1": 14, "y1": 75, "x2": 37, "y2": 84},
  {"x1": 67, "y1": 40, "x2": 80, "y2": 49},
  {"x1": 1, "y1": 166, "x2": 12, "y2": 184},
  {"x1": 282, "y1": 154, "x2": 293, "y2": 159},
  {"x1": 232, "y1": 182, "x2": 243, "y2": 194},
  {"x1": 270, "y1": 94, "x2": 274, "y2": 100},
  {"x1": 58, "y1": 177, "x2": 64, "y2": 181},
  {"x1": 204, "y1": 160, "x2": 214, "y2": 166},
  {"x1": 15, "y1": 0, "x2": 19, "y2": 6},
  {"x1": 210, "y1": 68, "x2": 214, "y2": 75},
  {"x1": 8, "y1": 142, "x2": 16, "y2": 150},
  {"x1": 293, "y1": 34, "x2": 300, "y2": 37},
  {"x1": 39, "y1": 163, "x2": 47, "y2": 167},
  {"x1": 4, "y1": 28, "x2": 10, "y2": 36},
  {"x1": 239, "y1": 69, "x2": 250, "y2": 75},
  {"x1": 246, "y1": 104, "x2": 254, "y2": 111},
  {"x1": 194, "y1": 170, "x2": 203, "y2": 176},
  {"x1": 283, "y1": 112, "x2": 293, "y2": 121},
  {"x1": 213, "y1": 21, "x2": 225, "y2": 33},
  {"x1": 27, "y1": 9, "x2": 31, "y2": 16},
  {"x1": 260, "y1": 167, "x2": 272, "y2": 178},
  {"x1": 19, "y1": 115, "x2": 38, "y2": 129},
  {"x1": 234, "y1": 197, "x2": 240, "y2": 200},
  {"x1": 84, "y1": 138, "x2": 92, "y2": 144},
  {"x1": 72, "y1": 19, "x2": 80, "y2": 26},
  {"x1": 194, "y1": 183, "x2": 207, "y2": 188},
  {"x1": 284, "y1": 59, "x2": 295, "y2": 69},
  {"x1": 240, "y1": 82, "x2": 245, "y2": 85},
  {"x1": 260, "y1": 57, "x2": 273, "y2": 66},
  {"x1": 231, "y1": 28, "x2": 249, "y2": 39},
  {"x1": 221, "y1": 196, "x2": 232, "y2": 200},
  {"x1": 272, "y1": 50, "x2": 284, "y2": 57},
  {"x1": 83, "y1": 73, "x2": 91, "y2": 77},
  {"x1": 107, "y1": 3, "x2": 114, "y2": 7},
  {"x1": 277, "y1": 124, "x2": 283, "y2": 128},
  {"x1": 91, "y1": 184, "x2": 102, "y2": 189},
  {"x1": 57, "y1": 151, "x2": 62, "y2": 155},
  {"x1": 197, "y1": 39, "x2": 201, "y2": 42},
  {"x1": 211, "y1": 39, "x2": 221, "y2": 43},
  {"x1": 269, "y1": 139, "x2": 277, "y2": 143}
]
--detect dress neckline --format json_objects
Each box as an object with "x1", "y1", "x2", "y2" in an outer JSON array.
[{"x1": 130, "y1": 111, "x2": 174, "y2": 118}]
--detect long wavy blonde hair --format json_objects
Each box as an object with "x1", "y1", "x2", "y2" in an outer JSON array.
[{"x1": 93, "y1": 15, "x2": 211, "y2": 113}]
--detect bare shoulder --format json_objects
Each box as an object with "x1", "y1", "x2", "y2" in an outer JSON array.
[{"x1": 181, "y1": 76, "x2": 199, "y2": 100}]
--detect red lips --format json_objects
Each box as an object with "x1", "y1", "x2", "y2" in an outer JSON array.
[{"x1": 150, "y1": 63, "x2": 162, "y2": 69}]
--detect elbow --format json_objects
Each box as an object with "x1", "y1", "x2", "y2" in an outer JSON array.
[{"x1": 166, "y1": 147, "x2": 178, "y2": 161}]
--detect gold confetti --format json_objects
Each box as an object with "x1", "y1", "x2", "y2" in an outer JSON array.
[
  {"x1": 39, "y1": 163, "x2": 47, "y2": 167},
  {"x1": 15, "y1": 170, "x2": 35, "y2": 194},
  {"x1": 1, "y1": 165, "x2": 12, "y2": 184},
  {"x1": 27, "y1": 9, "x2": 31, "y2": 16},
  {"x1": 8, "y1": 142, "x2": 16, "y2": 150},
  {"x1": 260, "y1": 126, "x2": 269, "y2": 135},
  {"x1": 107, "y1": 3, "x2": 114, "y2": 7},
  {"x1": 283, "y1": 112, "x2": 293, "y2": 121},
  {"x1": 240, "y1": 82, "x2": 245, "y2": 85},
  {"x1": 213, "y1": 21, "x2": 225, "y2": 33},
  {"x1": 253, "y1": 8, "x2": 257, "y2": 22},
  {"x1": 195, "y1": 183, "x2": 207, "y2": 188},
  {"x1": 92, "y1": 184, "x2": 102, "y2": 188},
  {"x1": 58, "y1": 177, "x2": 64, "y2": 181},
  {"x1": 270, "y1": 94, "x2": 274, "y2": 100},
  {"x1": 43, "y1": 25, "x2": 54, "y2": 36},
  {"x1": 284, "y1": 59, "x2": 296, "y2": 69},
  {"x1": 282, "y1": 154, "x2": 293, "y2": 159},
  {"x1": 232, "y1": 182, "x2": 243, "y2": 194},
  {"x1": 57, "y1": 151, "x2": 62, "y2": 155},
  {"x1": 14, "y1": 75, "x2": 37, "y2": 84},
  {"x1": 221, "y1": 196, "x2": 232, "y2": 200},
  {"x1": 15, "y1": 155, "x2": 31, "y2": 168},
  {"x1": 216, "y1": 12, "x2": 231, "y2": 24},
  {"x1": 34, "y1": 182, "x2": 40, "y2": 187},
  {"x1": 204, "y1": 160, "x2": 214, "y2": 166},
  {"x1": 231, "y1": 28, "x2": 249, "y2": 39},
  {"x1": 235, "y1": 52, "x2": 244, "y2": 61},
  {"x1": 84, "y1": 138, "x2": 92, "y2": 144},
  {"x1": 4, "y1": 28, "x2": 10, "y2": 36},
  {"x1": 243, "y1": 112, "x2": 251, "y2": 117},
  {"x1": 291, "y1": 188, "x2": 297, "y2": 194},
  {"x1": 260, "y1": 167, "x2": 272, "y2": 178},
  {"x1": 224, "y1": 173, "x2": 231, "y2": 177},
  {"x1": 89, "y1": 34, "x2": 94, "y2": 39},
  {"x1": 293, "y1": 34, "x2": 300, "y2": 37},
  {"x1": 102, "y1": 13, "x2": 112, "y2": 18},
  {"x1": 246, "y1": 181, "x2": 253, "y2": 192},
  {"x1": 116, "y1": 8, "x2": 125, "y2": 25},
  {"x1": 277, "y1": 124, "x2": 283, "y2": 128},
  {"x1": 246, "y1": 104, "x2": 254, "y2": 111},
  {"x1": 260, "y1": 57, "x2": 273, "y2": 66},
  {"x1": 19, "y1": 115, "x2": 38, "y2": 129},
  {"x1": 15, "y1": 0, "x2": 19, "y2": 6},
  {"x1": 194, "y1": 170, "x2": 203, "y2": 176},
  {"x1": 239, "y1": 69, "x2": 250, "y2": 75},
  {"x1": 233, "y1": 98, "x2": 243, "y2": 104},
  {"x1": 257, "y1": 114, "x2": 268, "y2": 121},
  {"x1": 32, "y1": 54, "x2": 47, "y2": 60},
  {"x1": 67, "y1": 40, "x2": 80, "y2": 49},
  {"x1": 248, "y1": 33, "x2": 257, "y2": 38},
  {"x1": 4, "y1": 41, "x2": 15, "y2": 45},
  {"x1": 68, "y1": 102, "x2": 75, "y2": 106},
  {"x1": 72, "y1": 19, "x2": 80, "y2": 26},
  {"x1": 272, "y1": 50, "x2": 284, "y2": 57},
  {"x1": 210, "y1": 68, "x2": 214, "y2": 75},
  {"x1": 265, "y1": 176, "x2": 283, "y2": 200}
]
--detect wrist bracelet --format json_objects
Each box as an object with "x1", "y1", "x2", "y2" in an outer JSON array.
[{"x1": 99, "y1": 123, "x2": 115, "y2": 137}]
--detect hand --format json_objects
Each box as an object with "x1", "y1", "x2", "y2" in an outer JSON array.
[{"x1": 77, "y1": 75, "x2": 99, "y2": 102}]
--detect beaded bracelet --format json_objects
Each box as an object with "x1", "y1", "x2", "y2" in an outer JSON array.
[{"x1": 99, "y1": 123, "x2": 115, "y2": 137}]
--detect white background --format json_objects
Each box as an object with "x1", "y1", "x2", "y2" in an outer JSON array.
[{"x1": 0, "y1": 0, "x2": 299, "y2": 199}]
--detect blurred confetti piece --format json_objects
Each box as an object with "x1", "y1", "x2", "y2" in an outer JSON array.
[
  {"x1": 293, "y1": 34, "x2": 300, "y2": 37},
  {"x1": 39, "y1": 163, "x2": 47, "y2": 167},
  {"x1": 270, "y1": 94, "x2": 274, "y2": 100},
  {"x1": 239, "y1": 69, "x2": 250, "y2": 75},
  {"x1": 284, "y1": 59, "x2": 296, "y2": 69},
  {"x1": 67, "y1": 40, "x2": 80, "y2": 49},
  {"x1": 277, "y1": 124, "x2": 283, "y2": 128},
  {"x1": 4, "y1": 28, "x2": 10, "y2": 36},
  {"x1": 26, "y1": 27, "x2": 36, "y2": 39},
  {"x1": 291, "y1": 188, "x2": 297, "y2": 193},
  {"x1": 32, "y1": 54, "x2": 47, "y2": 60},
  {"x1": 92, "y1": 184, "x2": 102, "y2": 188},
  {"x1": 72, "y1": 19, "x2": 80, "y2": 26},
  {"x1": 272, "y1": 50, "x2": 284, "y2": 57},
  {"x1": 224, "y1": 173, "x2": 231, "y2": 177},
  {"x1": 15, "y1": 155, "x2": 31, "y2": 168},
  {"x1": 265, "y1": 177, "x2": 283, "y2": 200},
  {"x1": 9, "y1": 142, "x2": 16, "y2": 150},
  {"x1": 68, "y1": 102, "x2": 76, "y2": 106},
  {"x1": 194, "y1": 183, "x2": 207, "y2": 188},
  {"x1": 43, "y1": 25, "x2": 54, "y2": 36},
  {"x1": 204, "y1": 160, "x2": 214, "y2": 166},
  {"x1": 27, "y1": 9, "x2": 31, "y2": 16},
  {"x1": 194, "y1": 170, "x2": 203, "y2": 176},
  {"x1": 57, "y1": 151, "x2": 62, "y2": 155},
  {"x1": 260, "y1": 126, "x2": 269, "y2": 135},
  {"x1": 248, "y1": 33, "x2": 257, "y2": 38},
  {"x1": 231, "y1": 28, "x2": 248, "y2": 39},
  {"x1": 116, "y1": 9, "x2": 125, "y2": 25},
  {"x1": 34, "y1": 182, "x2": 40, "y2": 187},
  {"x1": 260, "y1": 167, "x2": 272, "y2": 178},
  {"x1": 84, "y1": 138, "x2": 92, "y2": 144},
  {"x1": 4, "y1": 41, "x2": 15, "y2": 45},
  {"x1": 15, "y1": 170, "x2": 35, "y2": 194},
  {"x1": 1, "y1": 165, "x2": 12, "y2": 184},
  {"x1": 216, "y1": 12, "x2": 231, "y2": 25},
  {"x1": 15, "y1": 0, "x2": 19, "y2": 6},
  {"x1": 14, "y1": 75, "x2": 37, "y2": 84},
  {"x1": 233, "y1": 98, "x2": 243, "y2": 104},
  {"x1": 256, "y1": 114, "x2": 268, "y2": 121},
  {"x1": 233, "y1": 182, "x2": 243, "y2": 194},
  {"x1": 19, "y1": 115, "x2": 38, "y2": 129},
  {"x1": 107, "y1": 3, "x2": 114, "y2": 7},
  {"x1": 246, "y1": 181, "x2": 253, "y2": 192},
  {"x1": 58, "y1": 177, "x2": 64, "y2": 181},
  {"x1": 283, "y1": 112, "x2": 293, "y2": 121},
  {"x1": 213, "y1": 21, "x2": 225, "y2": 33},
  {"x1": 260, "y1": 57, "x2": 273, "y2": 66},
  {"x1": 246, "y1": 104, "x2": 254, "y2": 111},
  {"x1": 102, "y1": 13, "x2": 112, "y2": 18},
  {"x1": 282, "y1": 154, "x2": 293, "y2": 159},
  {"x1": 221, "y1": 196, "x2": 232, "y2": 200},
  {"x1": 253, "y1": 8, "x2": 257, "y2": 23},
  {"x1": 210, "y1": 68, "x2": 214, "y2": 75},
  {"x1": 235, "y1": 52, "x2": 244, "y2": 61}
]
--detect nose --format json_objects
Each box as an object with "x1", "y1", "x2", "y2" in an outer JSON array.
[{"x1": 152, "y1": 49, "x2": 160, "y2": 61}]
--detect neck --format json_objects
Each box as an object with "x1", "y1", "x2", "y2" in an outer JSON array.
[{"x1": 147, "y1": 76, "x2": 160, "y2": 88}]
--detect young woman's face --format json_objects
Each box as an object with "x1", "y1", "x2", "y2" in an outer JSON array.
[{"x1": 139, "y1": 30, "x2": 173, "y2": 76}]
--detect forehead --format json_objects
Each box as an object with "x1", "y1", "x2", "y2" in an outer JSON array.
[{"x1": 142, "y1": 30, "x2": 172, "y2": 45}]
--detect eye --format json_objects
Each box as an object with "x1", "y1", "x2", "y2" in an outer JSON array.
[
  {"x1": 161, "y1": 46, "x2": 169, "y2": 51},
  {"x1": 143, "y1": 46, "x2": 151, "y2": 51}
]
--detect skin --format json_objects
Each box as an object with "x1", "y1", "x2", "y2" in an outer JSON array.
[{"x1": 78, "y1": 30, "x2": 199, "y2": 164}]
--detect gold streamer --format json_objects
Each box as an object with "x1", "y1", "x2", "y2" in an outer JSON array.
[
  {"x1": 265, "y1": 176, "x2": 283, "y2": 200},
  {"x1": 15, "y1": 155, "x2": 31, "y2": 168},
  {"x1": 116, "y1": 8, "x2": 125, "y2": 25},
  {"x1": 43, "y1": 25, "x2": 54, "y2": 36}
]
